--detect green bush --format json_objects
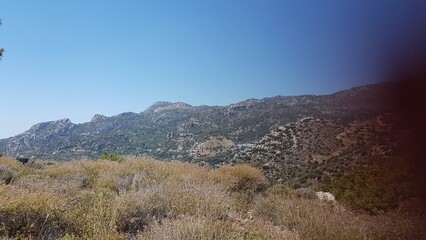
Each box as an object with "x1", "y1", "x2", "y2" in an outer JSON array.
[
  {"x1": 0, "y1": 168, "x2": 13, "y2": 184},
  {"x1": 328, "y1": 159, "x2": 413, "y2": 213},
  {"x1": 99, "y1": 152, "x2": 125, "y2": 162}
]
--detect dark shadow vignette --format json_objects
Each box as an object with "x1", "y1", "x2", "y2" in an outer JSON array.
[{"x1": 382, "y1": 29, "x2": 426, "y2": 201}]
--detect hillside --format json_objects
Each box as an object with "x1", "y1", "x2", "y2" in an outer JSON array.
[
  {"x1": 0, "y1": 83, "x2": 392, "y2": 162},
  {"x1": 233, "y1": 113, "x2": 401, "y2": 186}
]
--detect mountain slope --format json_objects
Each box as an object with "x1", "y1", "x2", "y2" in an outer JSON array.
[
  {"x1": 233, "y1": 113, "x2": 400, "y2": 186},
  {"x1": 0, "y1": 83, "x2": 392, "y2": 161}
]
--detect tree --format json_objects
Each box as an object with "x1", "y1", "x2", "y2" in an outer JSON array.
[{"x1": 0, "y1": 18, "x2": 4, "y2": 59}]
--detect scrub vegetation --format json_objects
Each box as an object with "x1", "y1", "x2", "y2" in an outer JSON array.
[{"x1": 0, "y1": 156, "x2": 424, "y2": 239}]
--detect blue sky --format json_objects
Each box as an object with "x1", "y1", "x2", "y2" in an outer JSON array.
[{"x1": 0, "y1": 1, "x2": 425, "y2": 138}]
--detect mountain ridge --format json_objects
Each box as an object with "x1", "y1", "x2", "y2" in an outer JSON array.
[{"x1": 0, "y1": 82, "x2": 392, "y2": 162}]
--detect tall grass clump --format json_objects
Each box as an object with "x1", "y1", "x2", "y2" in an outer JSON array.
[
  {"x1": 0, "y1": 185, "x2": 81, "y2": 239},
  {"x1": 209, "y1": 164, "x2": 269, "y2": 213},
  {"x1": 213, "y1": 164, "x2": 269, "y2": 193}
]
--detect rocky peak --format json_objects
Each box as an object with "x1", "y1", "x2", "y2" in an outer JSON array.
[
  {"x1": 91, "y1": 114, "x2": 107, "y2": 122},
  {"x1": 144, "y1": 101, "x2": 193, "y2": 113},
  {"x1": 21, "y1": 118, "x2": 75, "y2": 138},
  {"x1": 29, "y1": 118, "x2": 72, "y2": 132},
  {"x1": 148, "y1": 101, "x2": 172, "y2": 108}
]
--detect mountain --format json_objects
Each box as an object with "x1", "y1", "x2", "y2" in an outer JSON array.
[{"x1": 0, "y1": 83, "x2": 393, "y2": 163}]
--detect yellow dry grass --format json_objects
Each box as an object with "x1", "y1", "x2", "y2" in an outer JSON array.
[{"x1": 0, "y1": 156, "x2": 424, "y2": 239}]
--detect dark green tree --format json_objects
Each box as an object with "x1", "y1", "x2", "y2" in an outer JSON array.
[{"x1": 0, "y1": 18, "x2": 4, "y2": 59}]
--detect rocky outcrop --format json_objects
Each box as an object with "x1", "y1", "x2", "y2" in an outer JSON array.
[{"x1": 0, "y1": 118, "x2": 75, "y2": 158}]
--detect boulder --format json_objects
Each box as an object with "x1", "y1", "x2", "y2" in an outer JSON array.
[{"x1": 316, "y1": 191, "x2": 336, "y2": 202}]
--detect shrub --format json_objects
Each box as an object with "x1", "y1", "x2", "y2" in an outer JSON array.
[
  {"x1": 267, "y1": 184, "x2": 296, "y2": 198},
  {"x1": 0, "y1": 165, "x2": 13, "y2": 184},
  {"x1": 114, "y1": 180, "x2": 232, "y2": 235},
  {"x1": 115, "y1": 188, "x2": 170, "y2": 234},
  {"x1": 0, "y1": 186, "x2": 81, "y2": 239},
  {"x1": 214, "y1": 164, "x2": 269, "y2": 193},
  {"x1": 295, "y1": 187, "x2": 317, "y2": 200},
  {"x1": 67, "y1": 190, "x2": 121, "y2": 238},
  {"x1": 15, "y1": 157, "x2": 29, "y2": 165},
  {"x1": 100, "y1": 152, "x2": 125, "y2": 162},
  {"x1": 328, "y1": 160, "x2": 413, "y2": 213}
]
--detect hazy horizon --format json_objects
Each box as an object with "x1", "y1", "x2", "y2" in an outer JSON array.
[{"x1": 1, "y1": 1, "x2": 425, "y2": 138}]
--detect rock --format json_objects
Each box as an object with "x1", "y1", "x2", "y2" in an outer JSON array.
[
  {"x1": 262, "y1": 163, "x2": 272, "y2": 169},
  {"x1": 316, "y1": 191, "x2": 336, "y2": 202}
]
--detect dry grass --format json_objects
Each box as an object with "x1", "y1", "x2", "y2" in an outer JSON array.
[
  {"x1": 0, "y1": 185, "x2": 80, "y2": 239},
  {"x1": 212, "y1": 164, "x2": 269, "y2": 192},
  {"x1": 254, "y1": 186, "x2": 426, "y2": 240},
  {"x1": 0, "y1": 156, "x2": 424, "y2": 239},
  {"x1": 139, "y1": 216, "x2": 298, "y2": 240}
]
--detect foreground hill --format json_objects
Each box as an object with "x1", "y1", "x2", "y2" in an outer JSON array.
[
  {"x1": 0, "y1": 83, "x2": 392, "y2": 161},
  {"x1": 0, "y1": 156, "x2": 424, "y2": 239},
  {"x1": 233, "y1": 113, "x2": 401, "y2": 187}
]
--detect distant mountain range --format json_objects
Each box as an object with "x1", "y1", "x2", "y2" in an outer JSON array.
[{"x1": 0, "y1": 83, "x2": 394, "y2": 171}]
